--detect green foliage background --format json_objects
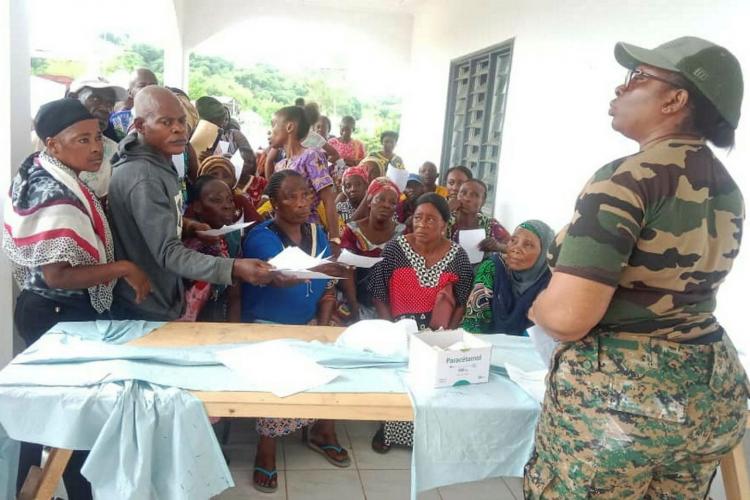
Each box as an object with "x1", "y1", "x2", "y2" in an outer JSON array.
[{"x1": 32, "y1": 33, "x2": 401, "y2": 153}]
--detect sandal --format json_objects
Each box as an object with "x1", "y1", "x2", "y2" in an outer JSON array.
[
  {"x1": 302, "y1": 427, "x2": 352, "y2": 467},
  {"x1": 371, "y1": 424, "x2": 391, "y2": 454},
  {"x1": 252, "y1": 466, "x2": 278, "y2": 493}
]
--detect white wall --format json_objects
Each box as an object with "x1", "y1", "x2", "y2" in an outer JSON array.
[
  {"x1": 0, "y1": 0, "x2": 31, "y2": 366},
  {"x1": 400, "y1": 0, "x2": 750, "y2": 352}
]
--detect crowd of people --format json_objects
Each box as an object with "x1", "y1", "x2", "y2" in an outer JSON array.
[{"x1": 4, "y1": 34, "x2": 748, "y2": 499}]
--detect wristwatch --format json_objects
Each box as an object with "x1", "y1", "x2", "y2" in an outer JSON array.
[{"x1": 329, "y1": 237, "x2": 342, "y2": 245}]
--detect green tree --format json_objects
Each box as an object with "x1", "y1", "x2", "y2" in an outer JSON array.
[{"x1": 33, "y1": 34, "x2": 402, "y2": 150}]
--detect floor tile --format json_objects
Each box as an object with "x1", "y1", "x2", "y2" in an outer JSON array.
[
  {"x1": 347, "y1": 428, "x2": 412, "y2": 470},
  {"x1": 439, "y1": 477, "x2": 515, "y2": 500},
  {"x1": 286, "y1": 469, "x2": 365, "y2": 500},
  {"x1": 283, "y1": 425, "x2": 353, "y2": 471},
  {"x1": 214, "y1": 469, "x2": 287, "y2": 499},
  {"x1": 360, "y1": 469, "x2": 441, "y2": 500}
]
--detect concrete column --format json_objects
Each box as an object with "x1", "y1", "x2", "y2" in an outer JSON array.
[
  {"x1": 0, "y1": 0, "x2": 31, "y2": 366},
  {"x1": 163, "y1": 0, "x2": 190, "y2": 90}
]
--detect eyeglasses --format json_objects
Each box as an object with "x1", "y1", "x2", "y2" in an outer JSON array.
[{"x1": 624, "y1": 69, "x2": 682, "y2": 90}]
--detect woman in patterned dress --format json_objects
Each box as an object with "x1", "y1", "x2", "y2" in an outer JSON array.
[
  {"x1": 446, "y1": 179, "x2": 510, "y2": 259},
  {"x1": 462, "y1": 220, "x2": 553, "y2": 335},
  {"x1": 271, "y1": 106, "x2": 342, "y2": 253},
  {"x1": 340, "y1": 177, "x2": 406, "y2": 320},
  {"x1": 367, "y1": 193, "x2": 474, "y2": 452}
]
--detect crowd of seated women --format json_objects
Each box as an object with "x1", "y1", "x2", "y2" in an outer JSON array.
[{"x1": 3, "y1": 72, "x2": 555, "y2": 496}]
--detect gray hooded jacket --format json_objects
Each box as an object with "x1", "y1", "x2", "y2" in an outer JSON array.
[{"x1": 108, "y1": 134, "x2": 233, "y2": 320}]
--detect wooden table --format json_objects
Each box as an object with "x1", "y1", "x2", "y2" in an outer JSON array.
[
  {"x1": 19, "y1": 322, "x2": 413, "y2": 499},
  {"x1": 16, "y1": 322, "x2": 750, "y2": 499}
]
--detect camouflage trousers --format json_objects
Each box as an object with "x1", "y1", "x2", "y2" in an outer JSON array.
[{"x1": 524, "y1": 332, "x2": 748, "y2": 499}]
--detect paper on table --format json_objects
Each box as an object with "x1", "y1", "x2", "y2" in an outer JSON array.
[
  {"x1": 230, "y1": 149, "x2": 244, "y2": 182},
  {"x1": 215, "y1": 341, "x2": 339, "y2": 397},
  {"x1": 458, "y1": 228, "x2": 486, "y2": 264},
  {"x1": 337, "y1": 249, "x2": 383, "y2": 268},
  {"x1": 386, "y1": 166, "x2": 410, "y2": 191},
  {"x1": 172, "y1": 154, "x2": 186, "y2": 179},
  {"x1": 196, "y1": 220, "x2": 254, "y2": 237}
]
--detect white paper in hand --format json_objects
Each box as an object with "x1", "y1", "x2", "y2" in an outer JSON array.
[
  {"x1": 268, "y1": 246, "x2": 327, "y2": 271},
  {"x1": 230, "y1": 149, "x2": 244, "y2": 182},
  {"x1": 217, "y1": 140, "x2": 231, "y2": 156},
  {"x1": 337, "y1": 249, "x2": 383, "y2": 268},
  {"x1": 172, "y1": 154, "x2": 186, "y2": 179},
  {"x1": 215, "y1": 341, "x2": 339, "y2": 397},
  {"x1": 459, "y1": 228, "x2": 486, "y2": 264},
  {"x1": 386, "y1": 166, "x2": 410, "y2": 191},
  {"x1": 196, "y1": 220, "x2": 254, "y2": 237}
]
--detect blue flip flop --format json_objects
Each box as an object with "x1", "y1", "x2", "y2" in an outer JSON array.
[
  {"x1": 253, "y1": 466, "x2": 278, "y2": 493},
  {"x1": 306, "y1": 439, "x2": 352, "y2": 468}
]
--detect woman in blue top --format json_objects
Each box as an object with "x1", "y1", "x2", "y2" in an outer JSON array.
[{"x1": 241, "y1": 169, "x2": 350, "y2": 493}]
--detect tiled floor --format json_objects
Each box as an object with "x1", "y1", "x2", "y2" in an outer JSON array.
[
  {"x1": 214, "y1": 419, "x2": 749, "y2": 500},
  {"x1": 214, "y1": 419, "x2": 522, "y2": 500}
]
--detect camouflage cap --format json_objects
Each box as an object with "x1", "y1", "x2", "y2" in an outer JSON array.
[{"x1": 615, "y1": 37, "x2": 743, "y2": 128}]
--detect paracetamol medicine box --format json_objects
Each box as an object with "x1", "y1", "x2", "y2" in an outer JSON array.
[{"x1": 408, "y1": 329, "x2": 492, "y2": 388}]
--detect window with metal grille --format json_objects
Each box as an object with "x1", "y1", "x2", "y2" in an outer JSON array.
[{"x1": 440, "y1": 39, "x2": 514, "y2": 213}]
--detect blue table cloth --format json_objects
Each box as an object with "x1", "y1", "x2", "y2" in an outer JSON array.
[{"x1": 0, "y1": 321, "x2": 543, "y2": 499}]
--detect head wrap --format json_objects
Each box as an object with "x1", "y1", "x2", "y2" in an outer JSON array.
[
  {"x1": 510, "y1": 220, "x2": 555, "y2": 295},
  {"x1": 195, "y1": 96, "x2": 227, "y2": 123},
  {"x1": 198, "y1": 155, "x2": 237, "y2": 186},
  {"x1": 342, "y1": 166, "x2": 369, "y2": 182},
  {"x1": 360, "y1": 155, "x2": 387, "y2": 177},
  {"x1": 34, "y1": 98, "x2": 96, "y2": 142},
  {"x1": 367, "y1": 177, "x2": 401, "y2": 200},
  {"x1": 414, "y1": 192, "x2": 450, "y2": 222}
]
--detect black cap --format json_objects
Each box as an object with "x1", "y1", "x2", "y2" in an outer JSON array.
[{"x1": 34, "y1": 98, "x2": 96, "y2": 142}]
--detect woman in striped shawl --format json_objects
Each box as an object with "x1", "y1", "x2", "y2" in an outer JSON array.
[{"x1": 3, "y1": 99, "x2": 151, "y2": 347}]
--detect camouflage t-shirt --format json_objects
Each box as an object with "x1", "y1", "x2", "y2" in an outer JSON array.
[{"x1": 549, "y1": 138, "x2": 744, "y2": 341}]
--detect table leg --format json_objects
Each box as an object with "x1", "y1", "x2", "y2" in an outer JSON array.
[
  {"x1": 720, "y1": 441, "x2": 750, "y2": 500},
  {"x1": 17, "y1": 447, "x2": 73, "y2": 500}
]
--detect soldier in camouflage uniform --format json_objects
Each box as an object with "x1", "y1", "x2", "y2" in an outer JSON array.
[{"x1": 524, "y1": 37, "x2": 748, "y2": 498}]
